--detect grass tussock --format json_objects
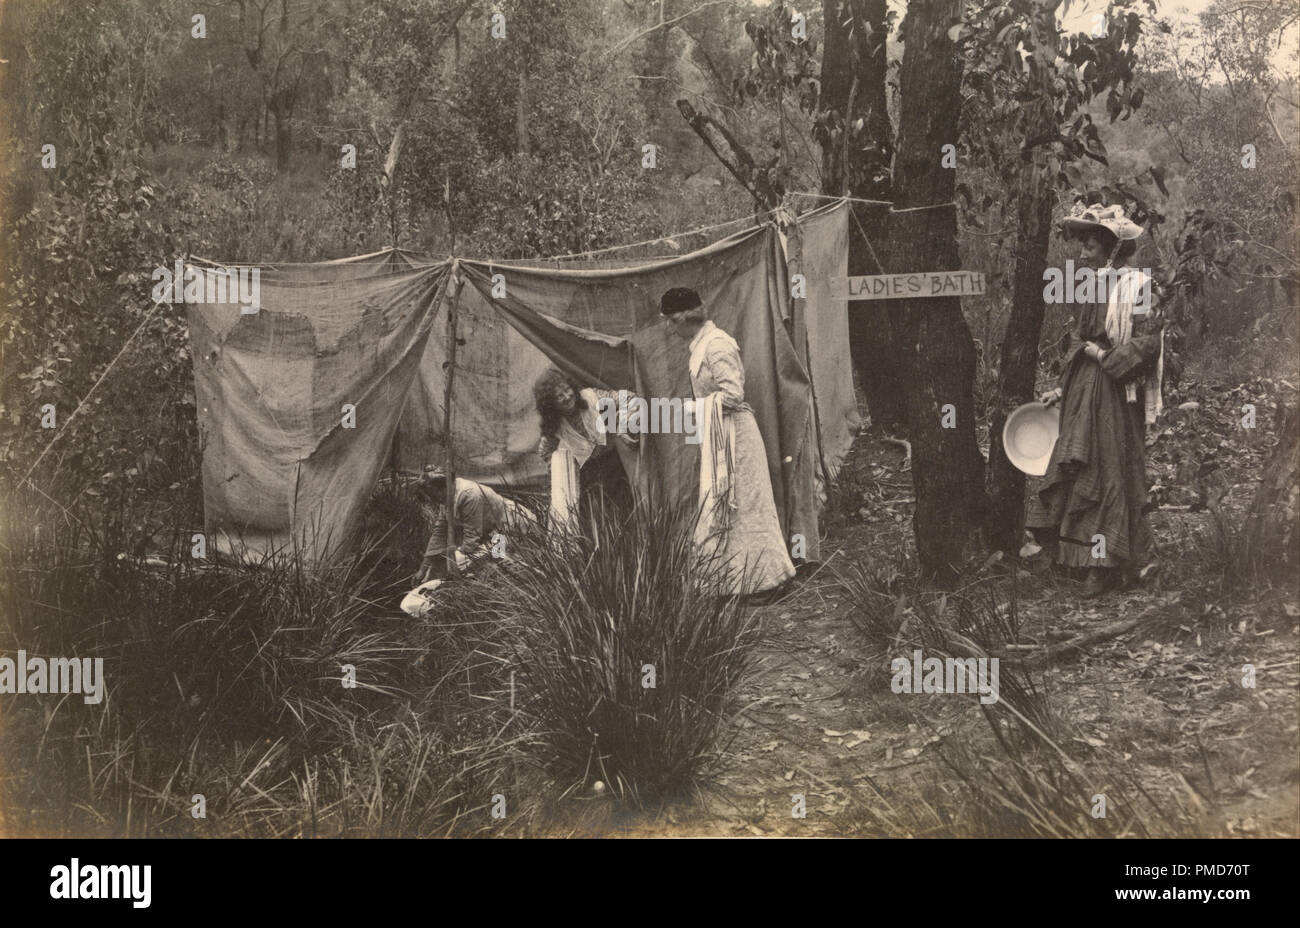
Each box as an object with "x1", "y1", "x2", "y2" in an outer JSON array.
[
  {"x1": 1203, "y1": 497, "x2": 1254, "y2": 596},
  {"x1": 1, "y1": 488, "x2": 763, "y2": 833},
  {"x1": 468, "y1": 500, "x2": 762, "y2": 806},
  {"x1": 833, "y1": 558, "x2": 1194, "y2": 837},
  {"x1": 0, "y1": 500, "x2": 522, "y2": 837}
]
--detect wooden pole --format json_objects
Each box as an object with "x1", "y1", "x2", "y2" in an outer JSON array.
[
  {"x1": 442, "y1": 174, "x2": 462, "y2": 577},
  {"x1": 443, "y1": 260, "x2": 463, "y2": 577}
]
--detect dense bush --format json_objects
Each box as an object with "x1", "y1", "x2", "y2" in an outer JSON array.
[
  {"x1": 470, "y1": 502, "x2": 763, "y2": 804},
  {"x1": 0, "y1": 504, "x2": 520, "y2": 837}
]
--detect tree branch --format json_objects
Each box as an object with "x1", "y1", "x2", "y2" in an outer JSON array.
[{"x1": 609, "y1": 0, "x2": 738, "y2": 55}]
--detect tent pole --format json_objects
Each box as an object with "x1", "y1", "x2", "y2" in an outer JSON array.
[
  {"x1": 443, "y1": 260, "x2": 464, "y2": 577},
  {"x1": 782, "y1": 212, "x2": 832, "y2": 490}
]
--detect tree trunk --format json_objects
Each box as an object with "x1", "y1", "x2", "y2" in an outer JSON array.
[
  {"x1": 381, "y1": 122, "x2": 407, "y2": 247},
  {"x1": 1244, "y1": 402, "x2": 1300, "y2": 577},
  {"x1": 820, "y1": 0, "x2": 906, "y2": 433},
  {"x1": 216, "y1": 102, "x2": 228, "y2": 151},
  {"x1": 639, "y1": 9, "x2": 673, "y2": 133},
  {"x1": 887, "y1": 0, "x2": 985, "y2": 586},
  {"x1": 0, "y1": 0, "x2": 32, "y2": 136},
  {"x1": 271, "y1": 102, "x2": 292, "y2": 172},
  {"x1": 380, "y1": 3, "x2": 471, "y2": 245},
  {"x1": 985, "y1": 104, "x2": 1055, "y2": 554},
  {"x1": 515, "y1": 67, "x2": 530, "y2": 156},
  {"x1": 0, "y1": 0, "x2": 37, "y2": 222}
]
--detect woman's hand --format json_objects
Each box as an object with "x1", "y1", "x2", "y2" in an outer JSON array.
[
  {"x1": 1085, "y1": 341, "x2": 1110, "y2": 363},
  {"x1": 1039, "y1": 387, "x2": 1062, "y2": 407}
]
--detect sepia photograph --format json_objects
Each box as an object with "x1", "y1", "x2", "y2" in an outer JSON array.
[{"x1": 0, "y1": 0, "x2": 1296, "y2": 884}]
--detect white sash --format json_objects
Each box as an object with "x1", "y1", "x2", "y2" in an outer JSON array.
[{"x1": 1104, "y1": 267, "x2": 1164, "y2": 425}]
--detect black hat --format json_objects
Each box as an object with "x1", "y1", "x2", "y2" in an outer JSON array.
[{"x1": 659, "y1": 286, "x2": 703, "y2": 316}]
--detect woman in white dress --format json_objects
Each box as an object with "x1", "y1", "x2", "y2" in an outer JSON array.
[
  {"x1": 533, "y1": 368, "x2": 636, "y2": 530},
  {"x1": 660, "y1": 287, "x2": 795, "y2": 596}
]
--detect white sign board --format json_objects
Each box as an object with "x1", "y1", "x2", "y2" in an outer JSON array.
[{"x1": 831, "y1": 271, "x2": 986, "y2": 301}]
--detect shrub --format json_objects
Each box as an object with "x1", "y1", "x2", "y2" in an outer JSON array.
[
  {"x1": 471, "y1": 501, "x2": 762, "y2": 805},
  {"x1": 0, "y1": 504, "x2": 520, "y2": 837},
  {"x1": 834, "y1": 557, "x2": 1192, "y2": 836}
]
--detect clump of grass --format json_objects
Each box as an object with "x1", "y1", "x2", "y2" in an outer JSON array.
[
  {"x1": 0, "y1": 501, "x2": 523, "y2": 837},
  {"x1": 832, "y1": 558, "x2": 909, "y2": 653},
  {"x1": 821, "y1": 452, "x2": 880, "y2": 534},
  {"x1": 833, "y1": 560, "x2": 1046, "y2": 722},
  {"x1": 1203, "y1": 497, "x2": 1253, "y2": 596},
  {"x1": 931, "y1": 709, "x2": 1191, "y2": 837},
  {"x1": 470, "y1": 500, "x2": 762, "y2": 806},
  {"x1": 833, "y1": 557, "x2": 1192, "y2": 836}
]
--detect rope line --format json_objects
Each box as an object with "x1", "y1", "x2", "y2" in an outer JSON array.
[
  {"x1": 847, "y1": 204, "x2": 887, "y2": 275},
  {"x1": 195, "y1": 214, "x2": 764, "y2": 268},
  {"x1": 530, "y1": 213, "x2": 758, "y2": 262},
  {"x1": 788, "y1": 191, "x2": 893, "y2": 207},
  {"x1": 15, "y1": 295, "x2": 172, "y2": 493},
  {"x1": 889, "y1": 201, "x2": 958, "y2": 214},
  {"x1": 788, "y1": 190, "x2": 958, "y2": 214}
]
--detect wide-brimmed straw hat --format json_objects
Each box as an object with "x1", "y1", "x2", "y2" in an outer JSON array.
[{"x1": 1058, "y1": 202, "x2": 1144, "y2": 241}]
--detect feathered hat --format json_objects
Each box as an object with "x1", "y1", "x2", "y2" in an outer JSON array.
[{"x1": 1059, "y1": 201, "x2": 1144, "y2": 240}]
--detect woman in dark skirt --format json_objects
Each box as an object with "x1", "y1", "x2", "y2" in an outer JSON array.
[
  {"x1": 533, "y1": 368, "x2": 637, "y2": 528},
  {"x1": 1027, "y1": 203, "x2": 1165, "y2": 596}
]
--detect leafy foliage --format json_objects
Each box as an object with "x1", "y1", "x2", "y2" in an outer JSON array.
[
  {"x1": 1138, "y1": 0, "x2": 1299, "y2": 320},
  {"x1": 0, "y1": 0, "x2": 198, "y2": 525},
  {"x1": 957, "y1": 0, "x2": 1155, "y2": 195}
]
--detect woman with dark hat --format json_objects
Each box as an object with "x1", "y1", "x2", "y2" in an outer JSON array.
[
  {"x1": 660, "y1": 286, "x2": 795, "y2": 596},
  {"x1": 1027, "y1": 202, "x2": 1165, "y2": 596}
]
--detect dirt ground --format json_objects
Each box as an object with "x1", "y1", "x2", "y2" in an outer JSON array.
[{"x1": 589, "y1": 379, "x2": 1300, "y2": 837}]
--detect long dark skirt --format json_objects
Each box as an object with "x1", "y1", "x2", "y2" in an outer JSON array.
[
  {"x1": 578, "y1": 447, "x2": 634, "y2": 526},
  {"x1": 1027, "y1": 353, "x2": 1156, "y2": 569}
]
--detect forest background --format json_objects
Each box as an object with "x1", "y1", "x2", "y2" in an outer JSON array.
[{"x1": 0, "y1": 0, "x2": 1296, "y2": 837}]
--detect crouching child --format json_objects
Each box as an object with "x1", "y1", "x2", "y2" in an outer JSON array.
[{"x1": 414, "y1": 474, "x2": 535, "y2": 584}]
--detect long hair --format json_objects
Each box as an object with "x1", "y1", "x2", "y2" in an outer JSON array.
[{"x1": 533, "y1": 367, "x2": 587, "y2": 441}]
